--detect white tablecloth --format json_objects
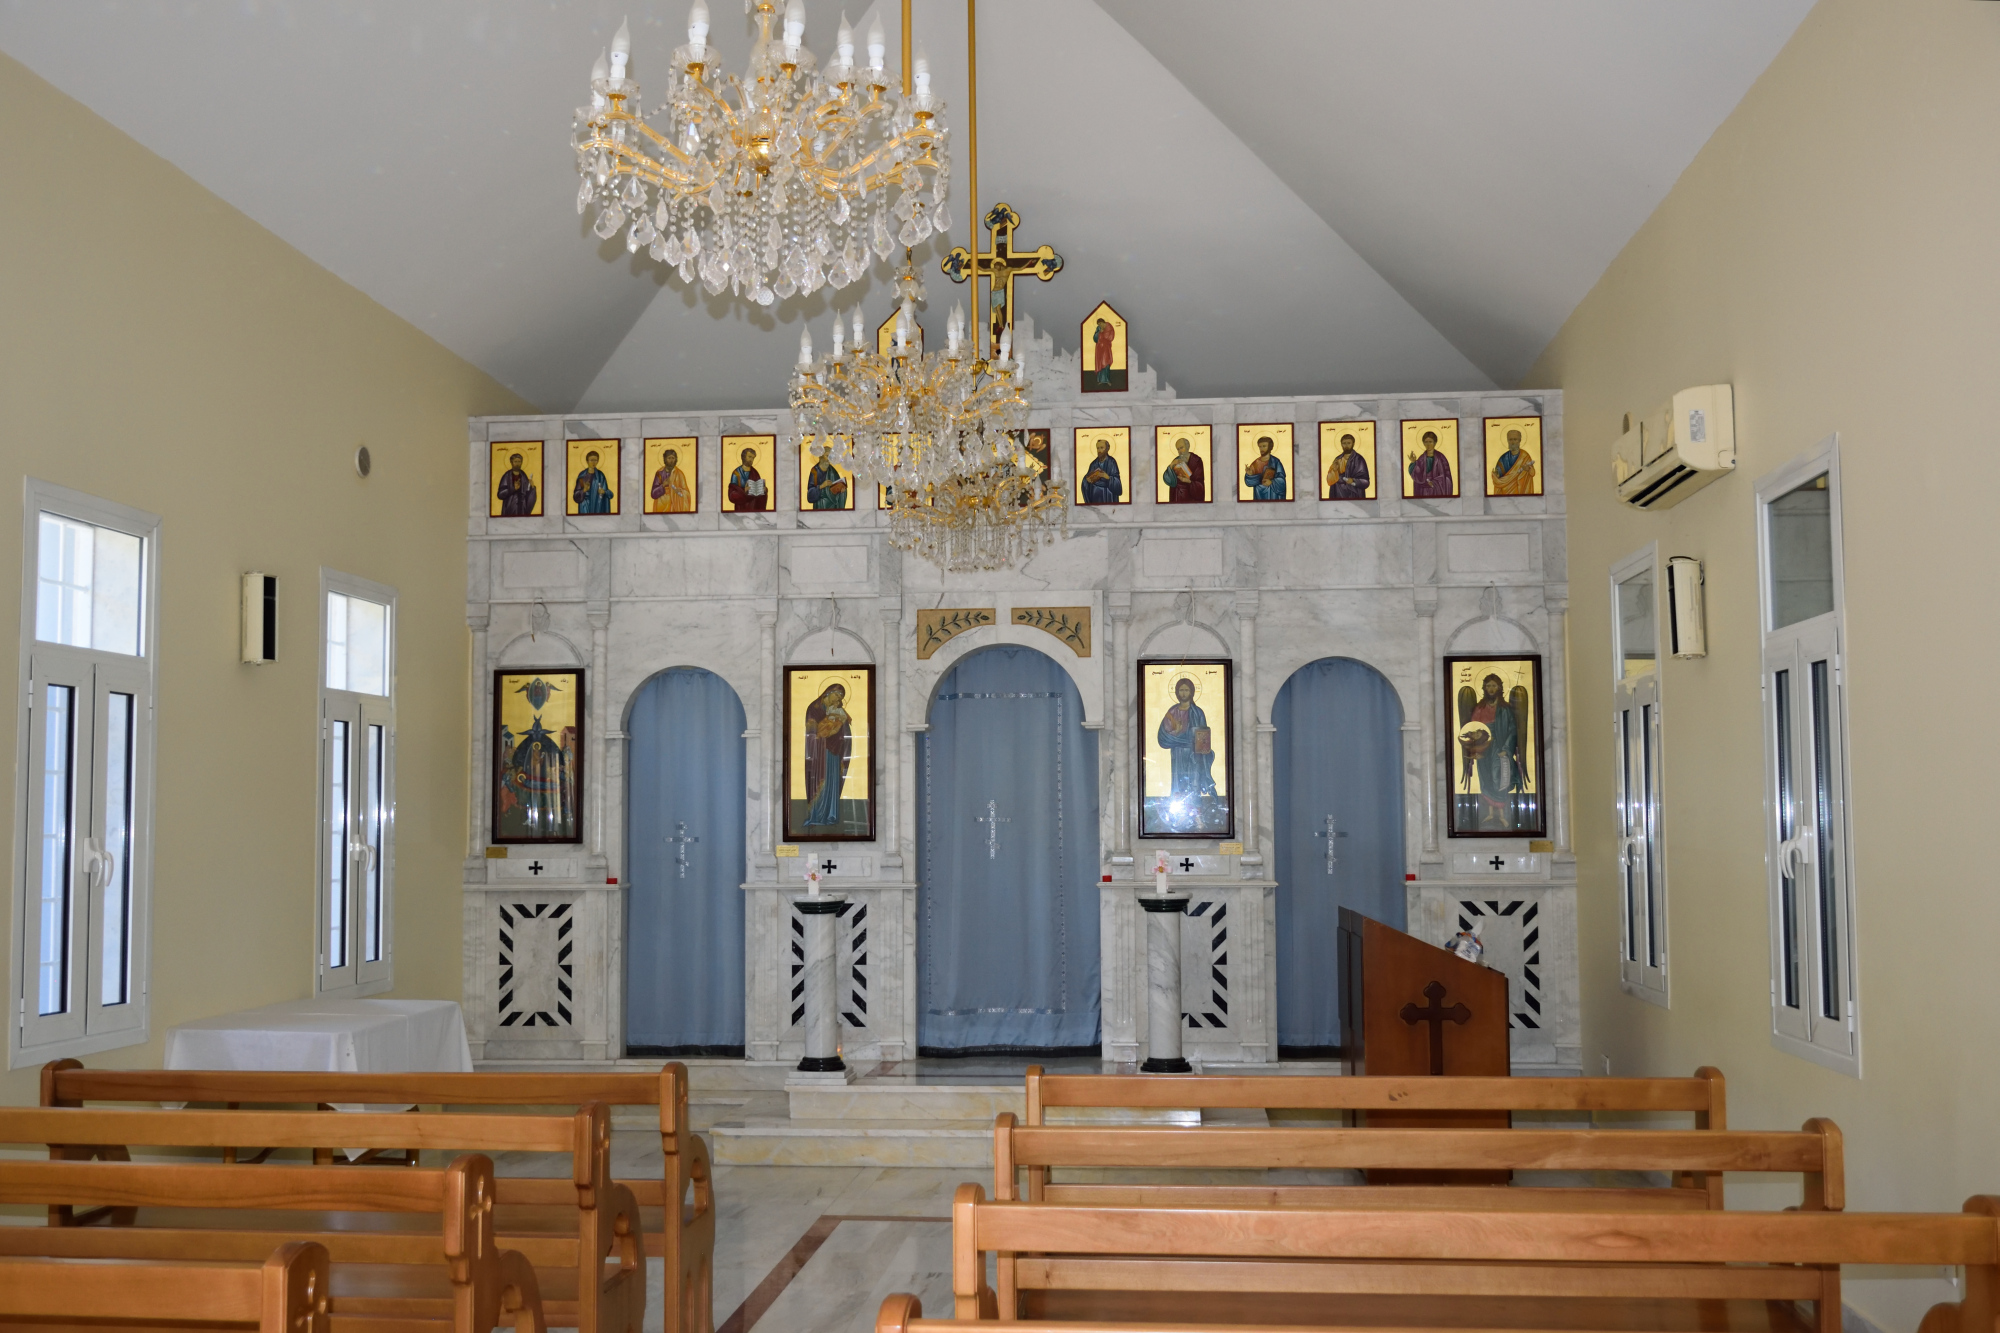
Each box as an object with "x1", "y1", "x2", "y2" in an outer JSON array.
[{"x1": 164, "y1": 997, "x2": 472, "y2": 1076}]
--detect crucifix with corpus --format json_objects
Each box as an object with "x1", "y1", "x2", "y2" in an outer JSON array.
[{"x1": 941, "y1": 201, "x2": 1063, "y2": 355}]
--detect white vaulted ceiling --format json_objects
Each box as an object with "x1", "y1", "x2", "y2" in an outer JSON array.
[{"x1": 0, "y1": 0, "x2": 1813, "y2": 411}]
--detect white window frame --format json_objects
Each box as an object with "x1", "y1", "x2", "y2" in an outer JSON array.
[
  {"x1": 317, "y1": 570, "x2": 396, "y2": 997},
  {"x1": 11, "y1": 481, "x2": 160, "y2": 1067},
  {"x1": 1610, "y1": 543, "x2": 1669, "y2": 1007},
  {"x1": 1756, "y1": 435, "x2": 1860, "y2": 1076}
]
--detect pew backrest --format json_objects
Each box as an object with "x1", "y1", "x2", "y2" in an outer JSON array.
[
  {"x1": 994, "y1": 1115, "x2": 1843, "y2": 1212},
  {"x1": 0, "y1": 1240, "x2": 329, "y2": 1333},
  {"x1": 1024, "y1": 1065, "x2": 1726, "y2": 1125},
  {"x1": 949, "y1": 1183, "x2": 2000, "y2": 1330},
  {"x1": 0, "y1": 1153, "x2": 541, "y2": 1333}
]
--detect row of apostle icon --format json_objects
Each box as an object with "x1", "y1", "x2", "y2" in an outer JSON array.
[
  {"x1": 1076, "y1": 417, "x2": 1544, "y2": 507},
  {"x1": 489, "y1": 432, "x2": 1057, "y2": 517},
  {"x1": 485, "y1": 417, "x2": 1543, "y2": 518}
]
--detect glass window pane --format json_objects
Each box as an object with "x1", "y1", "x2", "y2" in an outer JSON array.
[
  {"x1": 1643, "y1": 702, "x2": 1661, "y2": 969},
  {"x1": 1620, "y1": 709, "x2": 1637, "y2": 964},
  {"x1": 1810, "y1": 659, "x2": 1840, "y2": 1021},
  {"x1": 101, "y1": 693, "x2": 135, "y2": 1007},
  {"x1": 327, "y1": 720, "x2": 349, "y2": 970},
  {"x1": 1774, "y1": 669, "x2": 1800, "y2": 1010},
  {"x1": 326, "y1": 594, "x2": 349, "y2": 692},
  {"x1": 1769, "y1": 474, "x2": 1835, "y2": 629},
  {"x1": 38, "y1": 685, "x2": 75, "y2": 1016},
  {"x1": 346, "y1": 598, "x2": 388, "y2": 696},
  {"x1": 90, "y1": 529, "x2": 142, "y2": 657},
  {"x1": 364, "y1": 723, "x2": 385, "y2": 963},
  {"x1": 35, "y1": 515, "x2": 142, "y2": 656},
  {"x1": 1617, "y1": 569, "x2": 1656, "y2": 678}
]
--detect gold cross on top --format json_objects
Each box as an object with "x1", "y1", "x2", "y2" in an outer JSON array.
[{"x1": 941, "y1": 202, "x2": 1063, "y2": 353}]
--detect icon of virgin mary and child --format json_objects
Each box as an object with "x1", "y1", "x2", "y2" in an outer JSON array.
[
  {"x1": 800, "y1": 682, "x2": 855, "y2": 831},
  {"x1": 1149, "y1": 676, "x2": 1223, "y2": 833}
]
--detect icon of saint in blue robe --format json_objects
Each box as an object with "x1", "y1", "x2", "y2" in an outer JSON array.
[
  {"x1": 1244, "y1": 440, "x2": 1287, "y2": 500},
  {"x1": 572, "y1": 455, "x2": 614, "y2": 514},
  {"x1": 1081, "y1": 445, "x2": 1123, "y2": 505},
  {"x1": 1158, "y1": 678, "x2": 1216, "y2": 801}
]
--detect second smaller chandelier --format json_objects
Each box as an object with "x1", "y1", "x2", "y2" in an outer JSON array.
[{"x1": 573, "y1": 1, "x2": 951, "y2": 305}]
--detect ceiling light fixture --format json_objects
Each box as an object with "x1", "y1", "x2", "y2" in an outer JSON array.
[
  {"x1": 789, "y1": 0, "x2": 1064, "y2": 573},
  {"x1": 573, "y1": 0, "x2": 951, "y2": 305}
]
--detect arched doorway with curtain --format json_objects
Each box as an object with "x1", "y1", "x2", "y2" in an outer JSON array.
[
  {"x1": 1272, "y1": 657, "x2": 1405, "y2": 1056},
  {"x1": 624, "y1": 667, "x2": 747, "y2": 1055},
  {"x1": 918, "y1": 645, "x2": 1100, "y2": 1054}
]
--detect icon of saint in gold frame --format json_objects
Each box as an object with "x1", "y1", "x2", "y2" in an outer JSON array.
[
  {"x1": 644, "y1": 437, "x2": 697, "y2": 513},
  {"x1": 1155, "y1": 426, "x2": 1213, "y2": 504},
  {"x1": 1319, "y1": 422, "x2": 1378, "y2": 501},
  {"x1": 1484, "y1": 416, "x2": 1543, "y2": 497},
  {"x1": 783, "y1": 665, "x2": 876, "y2": 841},
  {"x1": 1138, "y1": 658, "x2": 1234, "y2": 838},
  {"x1": 490, "y1": 441, "x2": 543, "y2": 518}
]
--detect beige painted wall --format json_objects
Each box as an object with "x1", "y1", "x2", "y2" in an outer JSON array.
[
  {"x1": 1529, "y1": 1, "x2": 2000, "y2": 1325},
  {"x1": 0, "y1": 55, "x2": 532, "y2": 1101}
]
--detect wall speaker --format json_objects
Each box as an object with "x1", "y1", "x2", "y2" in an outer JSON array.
[{"x1": 241, "y1": 573, "x2": 278, "y2": 664}]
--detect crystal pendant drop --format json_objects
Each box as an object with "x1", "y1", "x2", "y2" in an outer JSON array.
[
  {"x1": 593, "y1": 204, "x2": 626, "y2": 239},
  {"x1": 649, "y1": 238, "x2": 669, "y2": 262},
  {"x1": 832, "y1": 194, "x2": 850, "y2": 224},
  {"x1": 678, "y1": 257, "x2": 695, "y2": 284},
  {"x1": 898, "y1": 215, "x2": 921, "y2": 247},
  {"x1": 577, "y1": 179, "x2": 595, "y2": 214},
  {"x1": 620, "y1": 176, "x2": 646, "y2": 209},
  {"x1": 775, "y1": 274, "x2": 798, "y2": 299},
  {"x1": 871, "y1": 213, "x2": 893, "y2": 258}
]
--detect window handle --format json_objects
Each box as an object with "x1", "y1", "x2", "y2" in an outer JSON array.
[
  {"x1": 1779, "y1": 834, "x2": 1811, "y2": 879},
  {"x1": 81, "y1": 837, "x2": 105, "y2": 891}
]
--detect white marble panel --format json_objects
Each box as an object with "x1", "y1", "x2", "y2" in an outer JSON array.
[{"x1": 501, "y1": 549, "x2": 586, "y2": 590}]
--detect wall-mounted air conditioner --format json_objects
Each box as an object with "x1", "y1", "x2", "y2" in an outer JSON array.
[{"x1": 1611, "y1": 384, "x2": 1736, "y2": 510}]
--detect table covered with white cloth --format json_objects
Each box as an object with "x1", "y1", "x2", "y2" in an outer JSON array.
[{"x1": 163, "y1": 997, "x2": 472, "y2": 1121}]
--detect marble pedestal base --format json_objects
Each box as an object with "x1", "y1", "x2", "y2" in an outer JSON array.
[
  {"x1": 1139, "y1": 894, "x2": 1192, "y2": 1074},
  {"x1": 794, "y1": 897, "x2": 849, "y2": 1077}
]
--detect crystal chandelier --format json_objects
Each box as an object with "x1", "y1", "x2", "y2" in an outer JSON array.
[
  {"x1": 790, "y1": 260, "x2": 1065, "y2": 571},
  {"x1": 572, "y1": 1, "x2": 950, "y2": 305}
]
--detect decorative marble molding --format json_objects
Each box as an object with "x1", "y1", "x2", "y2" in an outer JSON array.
[
  {"x1": 914, "y1": 608, "x2": 995, "y2": 660},
  {"x1": 1012, "y1": 606, "x2": 1092, "y2": 657}
]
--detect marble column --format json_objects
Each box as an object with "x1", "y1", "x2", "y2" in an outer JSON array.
[
  {"x1": 878, "y1": 600, "x2": 904, "y2": 871},
  {"x1": 790, "y1": 896, "x2": 855, "y2": 1082},
  {"x1": 1108, "y1": 592, "x2": 1134, "y2": 859},
  {"x1": 1544, "y1": 590, "x2": 1573, "y2": 855},
  {"x1": 1140, "y1": 893, "x2": 1191, "y2": 1073},
  {"x1": 1235, "y1": 591, "x2": 1262, "y2": 868},
  {"x1": 1415, "y1": 588, "x2": 1441, "y2": 858},
  {"x1": 586, "y1": 603, "x2": 610, "y2": 878},
  {"x1": 755, "y1": 607, "x2": 779, "y2": 870}
]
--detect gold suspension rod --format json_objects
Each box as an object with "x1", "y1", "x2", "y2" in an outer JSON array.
[
  {"x1": 903, "y1": 0, "x2": 913, "y2": 95},
  {"x1": 968, "y1": 0, "x2": 980, "y2": 359}
]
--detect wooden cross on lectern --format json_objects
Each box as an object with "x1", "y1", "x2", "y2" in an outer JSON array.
[
  {"x1": 1399, "y1": 980, "x2": 1472, "y2": 1075},
  {"x1": 941, "y1": 202, "x2": 1063, "y2": 352}
]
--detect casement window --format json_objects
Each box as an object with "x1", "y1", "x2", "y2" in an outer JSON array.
[
  {"x1": 1611, "y1": 544, "x2": 1668, "y2": 1006},
  {"x1": 13, "y1": 483, "x2": 158, "y2": 1065},
  {"x1": 318, "y1": 574, "x2": 395, "y2": 995},
  {"x1": 1757, "y1": 437, "x2": 1858, "y2": 1075}
]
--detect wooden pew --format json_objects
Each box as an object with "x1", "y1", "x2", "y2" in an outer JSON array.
[
  {"x1": 992, "y1": 1117, "x2": 1842, "y2": 1319},
  {"x1": 1023, "y1": 1066, "x2": 1729, "y2": 1203},
  {"x1": 0, "y1": 1239, "x2": 328, "y2": 1333},
  {"x1": 936, "y1": 1184, "x2": 2000, "y2": 1331},
  {"x1": 0, "y1": 1150, "x2": 541, "y2": 1333},
  {"x1": 0, "y1": 1105, "x2": 615, "y2": 1332},
  {"x1": 42, "y1": 1060, "x2": 715, "y2": 1333},
  {"x1": 994, "y1": 1116, "x2": 1842, "y2": 1212}
]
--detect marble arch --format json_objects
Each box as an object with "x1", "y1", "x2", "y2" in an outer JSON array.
[{"x1": 459, "y1": 316, "x2": 1581, "y2": 1071}]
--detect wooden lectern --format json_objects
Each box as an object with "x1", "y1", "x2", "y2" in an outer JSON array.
[{"x1": 1338, "y1": 908, "x2": 1511, "y2": 1183}]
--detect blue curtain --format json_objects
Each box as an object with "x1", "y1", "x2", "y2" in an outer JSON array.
[
  {"x1": 1272, "y1": 657, "x2": 1405, "y2": 1050},
  {"x1": 625, "y1": 668, "x2": 748, "y2": 1052},
  {"x1": 918, "y1": 647, "x2": 1101, "y2": 1052}
]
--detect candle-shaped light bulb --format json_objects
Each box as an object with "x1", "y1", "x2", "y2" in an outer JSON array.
[
  {"x1": 783, "y1": 0, "x2": 806, "y2": 48},
  {"x1": 609, "y1": 17, "x2": 631, "y2": 78},
  {"x1": 831, "y1": 316, "x2": 845, "y2": 356},
  {"x1": 851, "y1": 307, "x2": 864, "y2": 347},
  {"x1": 893, "y1": 303, "x2": 910, "y2": 350},
  {"x1": 591, "y1": 49, "x2": 609, "y2": 83},
  {"x1": 688, "y1": 0, "x2": 710, "y2": 49},
  {"x1": 999, "y1": 326, "x2": 1013, "y2": 363},
  {"x1": 836, "y1": 11, "x2": 854, "y2": 65},
  {"x1": 913, "y1": 46, "x2": 930, "y2": 95},
  {"x1": 866, "y1": 13, "x2": 886, "y2": 70},
  {"x1": 798, "y1": 324, "x2": 814, "y2": 367}
]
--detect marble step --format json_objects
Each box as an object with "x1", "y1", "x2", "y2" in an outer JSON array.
[
  {"x1": 709, "y1": 1117, "x2": 994, "y2": 1168},
  {"x1": 785, "y1": 1083, "x2": 1023, "y2": 1122}
]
